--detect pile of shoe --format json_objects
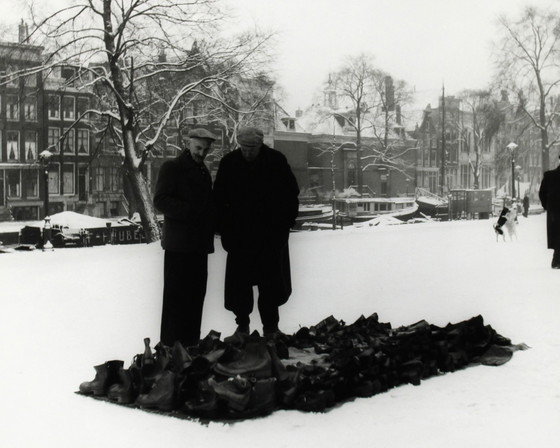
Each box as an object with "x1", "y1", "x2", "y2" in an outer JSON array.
[{"x1": 77, "y1": 314, "x2": 527, "y2": 420}]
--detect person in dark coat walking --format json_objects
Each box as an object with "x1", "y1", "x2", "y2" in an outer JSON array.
[
  {"x1": 154, "y1": 128, "x2": 216, "y2": 346},
  {"x1": 522, "y1": 194, "x2": 530, "y2": 218},
  {"x1": 539, "y1": 155, "x2": 560, "y2": 269},
  {"x1": 214, "y1": 126, "x2": 300, "y2": 338}
]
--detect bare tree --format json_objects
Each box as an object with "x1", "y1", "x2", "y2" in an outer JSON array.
[
  {"x1": 4, "y1": 0, "x2": 272, "y2": 242},
  {"x1": 494, "y1": 6, "x2": 560, "y2": 173},
  {"x1": 327, "y1": 54, "x2": 415, "y2": 194},
  {"x1": 457, "y1": 89, "x2": 505, "y2": 189}
]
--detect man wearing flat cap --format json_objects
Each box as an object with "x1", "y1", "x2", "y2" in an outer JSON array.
[
  {"x1": 214, "y1": 126, "x2": 300, "y2": 339},
  {"x1": 154, "y1": 128, "x2": 217, "y2": 346}
]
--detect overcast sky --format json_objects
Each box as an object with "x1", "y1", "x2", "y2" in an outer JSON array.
[
  {"x1": 224, "y1": 0, "x2": 560, "y2": 114},
  {"x1": 3, "y1": 0, "x2": 560, "y2": 116}
]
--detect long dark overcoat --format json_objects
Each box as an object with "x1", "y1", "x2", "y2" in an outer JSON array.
[
  {"x1": 539, "y1": 166, "x2": 560, "y2": 250},
  {"x1": 153, "y1": 150, "x2": 214, "y2": 254},
  {"x1": 214, "y1": 144, "x2": 300, "y2": 307}
]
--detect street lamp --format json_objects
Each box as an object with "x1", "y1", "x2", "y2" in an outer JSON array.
[
  {"x1": 515, "y1": 164, "x2": 522, "y2": 200},
  {"x1": 506, "y1": 142, "x2": 518, "y2": 201},
  {"x1": 39, "y1": 149, "x2": 54, "y2": 250}
]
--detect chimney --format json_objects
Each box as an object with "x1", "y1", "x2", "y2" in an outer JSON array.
[
  {"x1": 384, "y1": 76, "x2": 395, "y2": 111},
  {"x1": 295, "y1": 108, "x2": 303, "y2": 118},
  {"x1": 18, "y1": 20, "x2": 28, "y2": 43}
]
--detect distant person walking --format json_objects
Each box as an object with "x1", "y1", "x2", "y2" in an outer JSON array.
[
  {"x1": 522, "y1": 194, "x2": 530, "y2": 218},
  {"x1": 154, "y1": 128, "x2": 216, "y2": 346},
  {"x1": 214, "y1": 126, "x2": 300, "y2": 338},
  {"x1": 539, "y1": 155, "x2": 560, "y2": 269}
]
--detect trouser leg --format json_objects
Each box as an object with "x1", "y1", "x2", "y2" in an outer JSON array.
[
  {"x1": 160, "y1": 251, "x2": 208, "y2": 346},
  {"x1": 225, "y1": 252, "x2": 254, "y2": 327},
  {"x1": 257, "y1": 289, "x2": 279, "y2": 334}
]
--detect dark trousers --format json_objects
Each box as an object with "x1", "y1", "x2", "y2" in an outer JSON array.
[
  {"x1": 225, "y1": 252, "x2": 281, "y2": 334},
  {"x1": 160, "y1": 251, "x2": 208, "y2": 346}
]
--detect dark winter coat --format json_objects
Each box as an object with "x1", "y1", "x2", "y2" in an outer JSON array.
[
  {"x1": 214, "y1": 144, "x2": 300, "y2": 306},
  {"x1": 153, "y1": 150, "x2": 214, "y2": 254},
  {"x1": 539, "y1": 166, "x2": 560, "y2": 250}
]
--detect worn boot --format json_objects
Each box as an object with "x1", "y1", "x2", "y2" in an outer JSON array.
[
  {"x1": 171, "y1": 340, "x2": 192, "y2": 373},
  {"x1": 107, "y1": 366, "x2": 142, "y2": 404},
  {"x1": 135, "y1": 370, "x2": 177, "y2": 412},
  {"x1": 183, "y1": 380, "x2": 219, "y2": 418},
  {"x1": 224, "y1": 325, "x2": 250, "y2": 345},
  {"x1": 244, "y1": 377, "x2": 277, "y2": 416},
  {"x1": 208, "y1": 375, "x2": 252, "y2": 412},
  {"x1": 79, "y1": 360, "x2": 123, "y2": 396},
  {"x1": 214, "y1": 340, "x2": 272, "y2": 379}
]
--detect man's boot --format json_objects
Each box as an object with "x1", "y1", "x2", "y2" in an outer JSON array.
[
  {"x1": 107, "y1": 366, "x2": 141, "y2": 404},
  {"x1": 552, "y1": 250, "x2": 560, "y2": 269},
  {"x1": 135, "y1": 371, "x2": 177, "y2": 411},
  {"x1": 79, "y1": 360, "x2": 123, "y2": 396},
  {"x1": 224, "y1": 325, "x2": 250, "y2": 345},
  {"x1": 214, "y1": 340, "x2": 272, "y2": 378}
]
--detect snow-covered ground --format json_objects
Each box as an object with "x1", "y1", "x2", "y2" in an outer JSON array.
[{"x1": 1, "y1": 214, "x2": 559, "y2": 448}]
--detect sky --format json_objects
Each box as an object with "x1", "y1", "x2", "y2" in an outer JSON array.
[
  {"x1": 224, "y1": 0, "x2": 560, "y2": 115},
  {"x1": 2, "y1": 0, "x2": 560, "y2": 116}
]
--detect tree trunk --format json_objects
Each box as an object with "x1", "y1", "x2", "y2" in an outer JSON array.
[{"x1": 103, "y1": 0, "x2": 160, "y2": 243}]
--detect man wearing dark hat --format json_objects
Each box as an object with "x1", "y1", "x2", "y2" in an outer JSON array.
[
  {"x1": 214, "y1": 126, "x2": 300, "y2": 338},
  {"x1": 539, "y1": 154, "x2": 560, "y2": 269},
  {"x1": 154, "y1": 128, "x2": 217, "y2": 346}
]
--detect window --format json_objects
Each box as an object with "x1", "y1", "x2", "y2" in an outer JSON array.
[
  {"x1": 23, "y1": 169, "x2": 39, "y2": 198},
  {"x1": 460, "y1": 165, "x2": 470, "y2": 188},
  {"x1": 48, "y1": 128, "x2": 61, "y2": 153},
  {"x1": 23, "y1": 74, "x2": 37, "y2": 88},
  {"x1": 23, "y1": 96, "x2": 37, "y2": 121},
  {"x1": 77, "y1": 97, "x2": 89, "y2": 119},
  {"x1": 94, "y1": 167, "x2": 105, "y2": 191},
  {"x1": 63, "y1": 163, "x2": 75, "y2": 194},
  {"x1": 7, "y1": 131, "x2": 20, "y2": 161},
  {"x1": 77, "y1": 129, "x2": 89, "y2": 154},
  {"x1": 6, "y1": 66, "x2": 19, "y2": 88},
  {"x1": 63, "y1": 97, "x2": 75, "y2": 121},
  {"x1": 62, "y1": 129, "x2": 75, "y2": 154},
  {"x1": 24, "y1": 131, "x2": 38, "y2": 161},
  {"x1": 428, "y1": 171, "x2": 438, "y2": 192},
  {"x1": 481, "y1": 166, "x2": 492, "y2": 189},
  {"x1": 48, "y1": 95, "x2": 60, "y2": 119},
  {"x1": 7, "y1": 170, "x2": 21, "y2": 197},
  {"x1": 6, "y1": 95, "x2": 19, "y2": 121},
  {"x1": 48, "y1": 163, "x2": 60, "y2": 195},
  {"x1": 110, "y1": 167, "x2": 121, "y2": 192}
]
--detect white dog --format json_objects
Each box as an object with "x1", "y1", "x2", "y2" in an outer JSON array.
[{"x1": 494, "y1": 206, "x2": 518, "y2": 242}]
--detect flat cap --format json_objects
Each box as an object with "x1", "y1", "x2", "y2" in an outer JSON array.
[
  {"x1": 188, "y1": 128, "x2": 217, "y2": 141},
  {"x1": 237, "y1": 126, "x2": 264, "y2": 147}
]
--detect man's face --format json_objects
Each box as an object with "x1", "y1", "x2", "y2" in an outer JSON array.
[
  {"x1": 188, "y1": 138, "x2": 212, "y2": 163},
  {"x1": 240, "y1": 143, "x2": 262, "y2": 162}
]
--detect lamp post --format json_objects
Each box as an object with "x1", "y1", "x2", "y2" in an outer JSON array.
[
  {"x1": 506, "y1": 142, "x2": 518, "y2": 201},
  {"x1": 39, "y1": 150, "x2": 53, "y2": 250},
  {"x1": 515, "y1": 165, "x2": 522, "y2": 201}
]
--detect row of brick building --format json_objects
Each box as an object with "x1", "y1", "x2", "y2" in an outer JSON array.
[{"x1": 1, "y1": 23, "x2": 556, "y2": 222}]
